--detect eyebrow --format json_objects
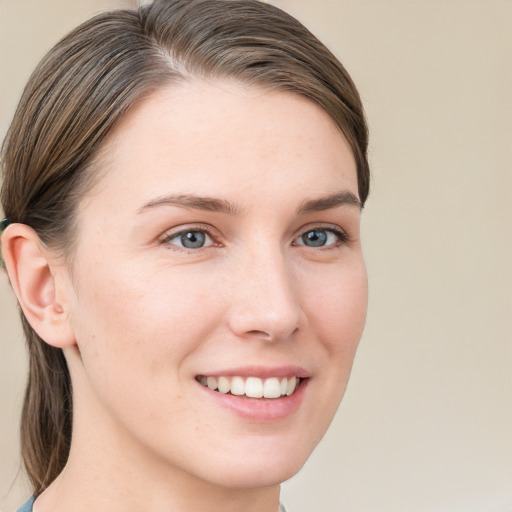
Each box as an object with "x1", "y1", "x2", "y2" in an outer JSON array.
[
  {"x1": 137, "y1": 190, "x2": 361, "y2": 216},
  {"x1": 297, "y1": 191, "x2": 361, "y2": 213},
  {"x1": 138, "y1": 194, "x2": 242, "y2": 215}
]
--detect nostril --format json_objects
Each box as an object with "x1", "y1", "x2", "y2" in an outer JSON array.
[
  {"x1": 247, "y1": 329, "x2": 272, "y2": 339},
  {"x1": 248, "y1": 330, "x2": 272, "y2": 338},
  {"x1": 244, "y1": 326, "x2": 299, "y2": 341}
]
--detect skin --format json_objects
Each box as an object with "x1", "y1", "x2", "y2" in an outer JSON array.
[{"x1": 6, "y1": 81, "x2": 367, "y2": 512}]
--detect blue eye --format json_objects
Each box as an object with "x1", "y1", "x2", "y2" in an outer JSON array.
[
  {"x1": 296, "y1": 228, "x2": 344, "y2": 247},
  {"x1": 165, "y1": 230, "x2": 214, "y2": 249}
]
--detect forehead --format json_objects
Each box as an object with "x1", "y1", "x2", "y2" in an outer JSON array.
[{"x1": 82, "y1": 80, "x2": 358, "y2": 214}]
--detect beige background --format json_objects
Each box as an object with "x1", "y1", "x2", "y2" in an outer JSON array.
[{"x1": 1, "y1": 1, "x2": 511, "y2": 511}]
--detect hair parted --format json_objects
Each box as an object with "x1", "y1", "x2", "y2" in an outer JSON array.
[{"x1": 1, "y1": 0, "x2": 370, "y2": 495}]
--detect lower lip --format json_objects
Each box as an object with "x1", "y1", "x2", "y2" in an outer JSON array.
[{"x1": 198, "y1": 379, "x2": 309, "y2": 422}]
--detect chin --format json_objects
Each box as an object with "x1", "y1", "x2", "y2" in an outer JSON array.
[
  {"x1": 206, "y1": 456, "x2": 308, "y2": 489},
  {"x1": 191, "y1": 434, "x2": 319, "y2": 489}
]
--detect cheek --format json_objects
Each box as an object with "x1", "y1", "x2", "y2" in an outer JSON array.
[
  {"x1": 69, "y1": 260, "x2": 223, "y2": 403},
  {"x1": 304, "y1": 258, "x2": 368, "y2": 354},
  {"x1": 302, "y1": 257, "x2": 366, "y2": 409},
  {"x1": 288, "y1": 260, "x2": 367, "y2": 451}
]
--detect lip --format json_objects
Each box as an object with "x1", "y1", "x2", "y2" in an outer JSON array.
[
  {"x1": 196, "y1": 366, "x2": 310, "y2": 422},
  {"x1": 198, "y1": 365, "x2": 310, "y2": 379}
]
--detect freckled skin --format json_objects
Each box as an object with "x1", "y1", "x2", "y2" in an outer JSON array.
[{"x1": 51, "y1": 81, "x2": 367, "y2": 510}]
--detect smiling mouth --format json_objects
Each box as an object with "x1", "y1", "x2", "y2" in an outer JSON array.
[{"x1": 196, "y1": 375, "x2": 303, "y2": 399}]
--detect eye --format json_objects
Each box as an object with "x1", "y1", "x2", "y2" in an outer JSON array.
[
  {"x1": 164, "y1": 229, "x2": 215, "y2": 249},
  {"x1": 295, "y1": 228, "x2": 346, "y2": 248}
]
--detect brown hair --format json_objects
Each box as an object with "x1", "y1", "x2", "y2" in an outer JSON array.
[{"x1": 1, "y1": 0, "x2": 369, "y2": 495}]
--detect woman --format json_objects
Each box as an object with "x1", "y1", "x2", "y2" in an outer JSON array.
[{"x1": 0, "y1": 1, "x2": 370, "y2": 511}]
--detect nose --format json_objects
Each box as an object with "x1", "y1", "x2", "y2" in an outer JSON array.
[{"x1": 226, "y1": 246, "x2": 304, "y2": 342}]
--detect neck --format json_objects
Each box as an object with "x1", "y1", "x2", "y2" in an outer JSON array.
[
  {"x1": 34, "y1": 354, "x2": 281, "y2": 512},
  {"x1": 36, "y1": 469, "x2": 280, "y2": 512}
]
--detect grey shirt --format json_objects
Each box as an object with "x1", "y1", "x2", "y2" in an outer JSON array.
[
  {"x1": 18, "y1": 497, "x2": 289, "y2": 511},
  {"x1": 17, "y1": 496, "x2": 34, "y2": 512}
]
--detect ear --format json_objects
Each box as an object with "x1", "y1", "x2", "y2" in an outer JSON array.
[{"x1": 1, "y1": 223, "x2": 75, "y2": 348}]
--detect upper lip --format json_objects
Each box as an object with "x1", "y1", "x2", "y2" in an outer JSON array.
[{"x1": 197, "y1": 365, "x2": 310, "y2": 379}]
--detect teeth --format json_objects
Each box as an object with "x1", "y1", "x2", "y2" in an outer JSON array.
[
  {"x1": 207, "y1": 376, "x2": 218, "y2": 390},
  {"x1": 280, "y1": 377, "x2": 288, "y2": 395},
  {"x1": 217, "y1": 376, "x2": 230, "y2": 394},
  {"x1": 231, "y1": 376, "x2": 245, "y2": 396},
  {"x1": 197, "y1": 375, "x2": 301, "y2": 399},
  {"x1": 246, "y1": 377, "x2": 263, "y2": 398},
  {"x1": 263, "y1": 377, "x2": 282, "y2": 399},
  {"x1": 286, "y1": 376, "x2": 297, "y2": 396}
]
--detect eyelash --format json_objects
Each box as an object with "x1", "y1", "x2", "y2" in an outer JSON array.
[
  {"x1": 159, "y1": 224, "x2": 350, "y2": 252},
  {"x1": 293, "y1": 226, "x2": 350, "y2": 248},
  {"x1": 160, "y1": 224, "x2": 219, "y2": 252}
]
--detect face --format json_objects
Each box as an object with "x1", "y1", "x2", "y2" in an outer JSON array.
[{"x1": 64, "y1": 81, "x2": 367, "y2": 489}]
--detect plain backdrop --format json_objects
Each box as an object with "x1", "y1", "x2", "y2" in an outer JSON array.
[{"x1": 1, "y1": 1, "x2": 511, "y2": 511}]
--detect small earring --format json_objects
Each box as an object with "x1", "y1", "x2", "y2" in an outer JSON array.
[{"x1": 0, "y1": 218, "x2": 16, "y2": 232}]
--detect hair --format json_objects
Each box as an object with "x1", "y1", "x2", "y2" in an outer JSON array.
[{"x1": 0, "y1": 0, "x2": 370, "y2": 496}]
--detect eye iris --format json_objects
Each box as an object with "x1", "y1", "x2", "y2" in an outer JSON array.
[
  {"x1": 302, "y1": 230, "x2": 328, "y2": 247},
  {"x1": 181, "y1": 231, "x2": 206, "y2": 249}
]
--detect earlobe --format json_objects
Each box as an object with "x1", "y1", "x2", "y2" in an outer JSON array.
[{"x1": 1, "y1": 223, "x2": 75, "y2": 348}]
